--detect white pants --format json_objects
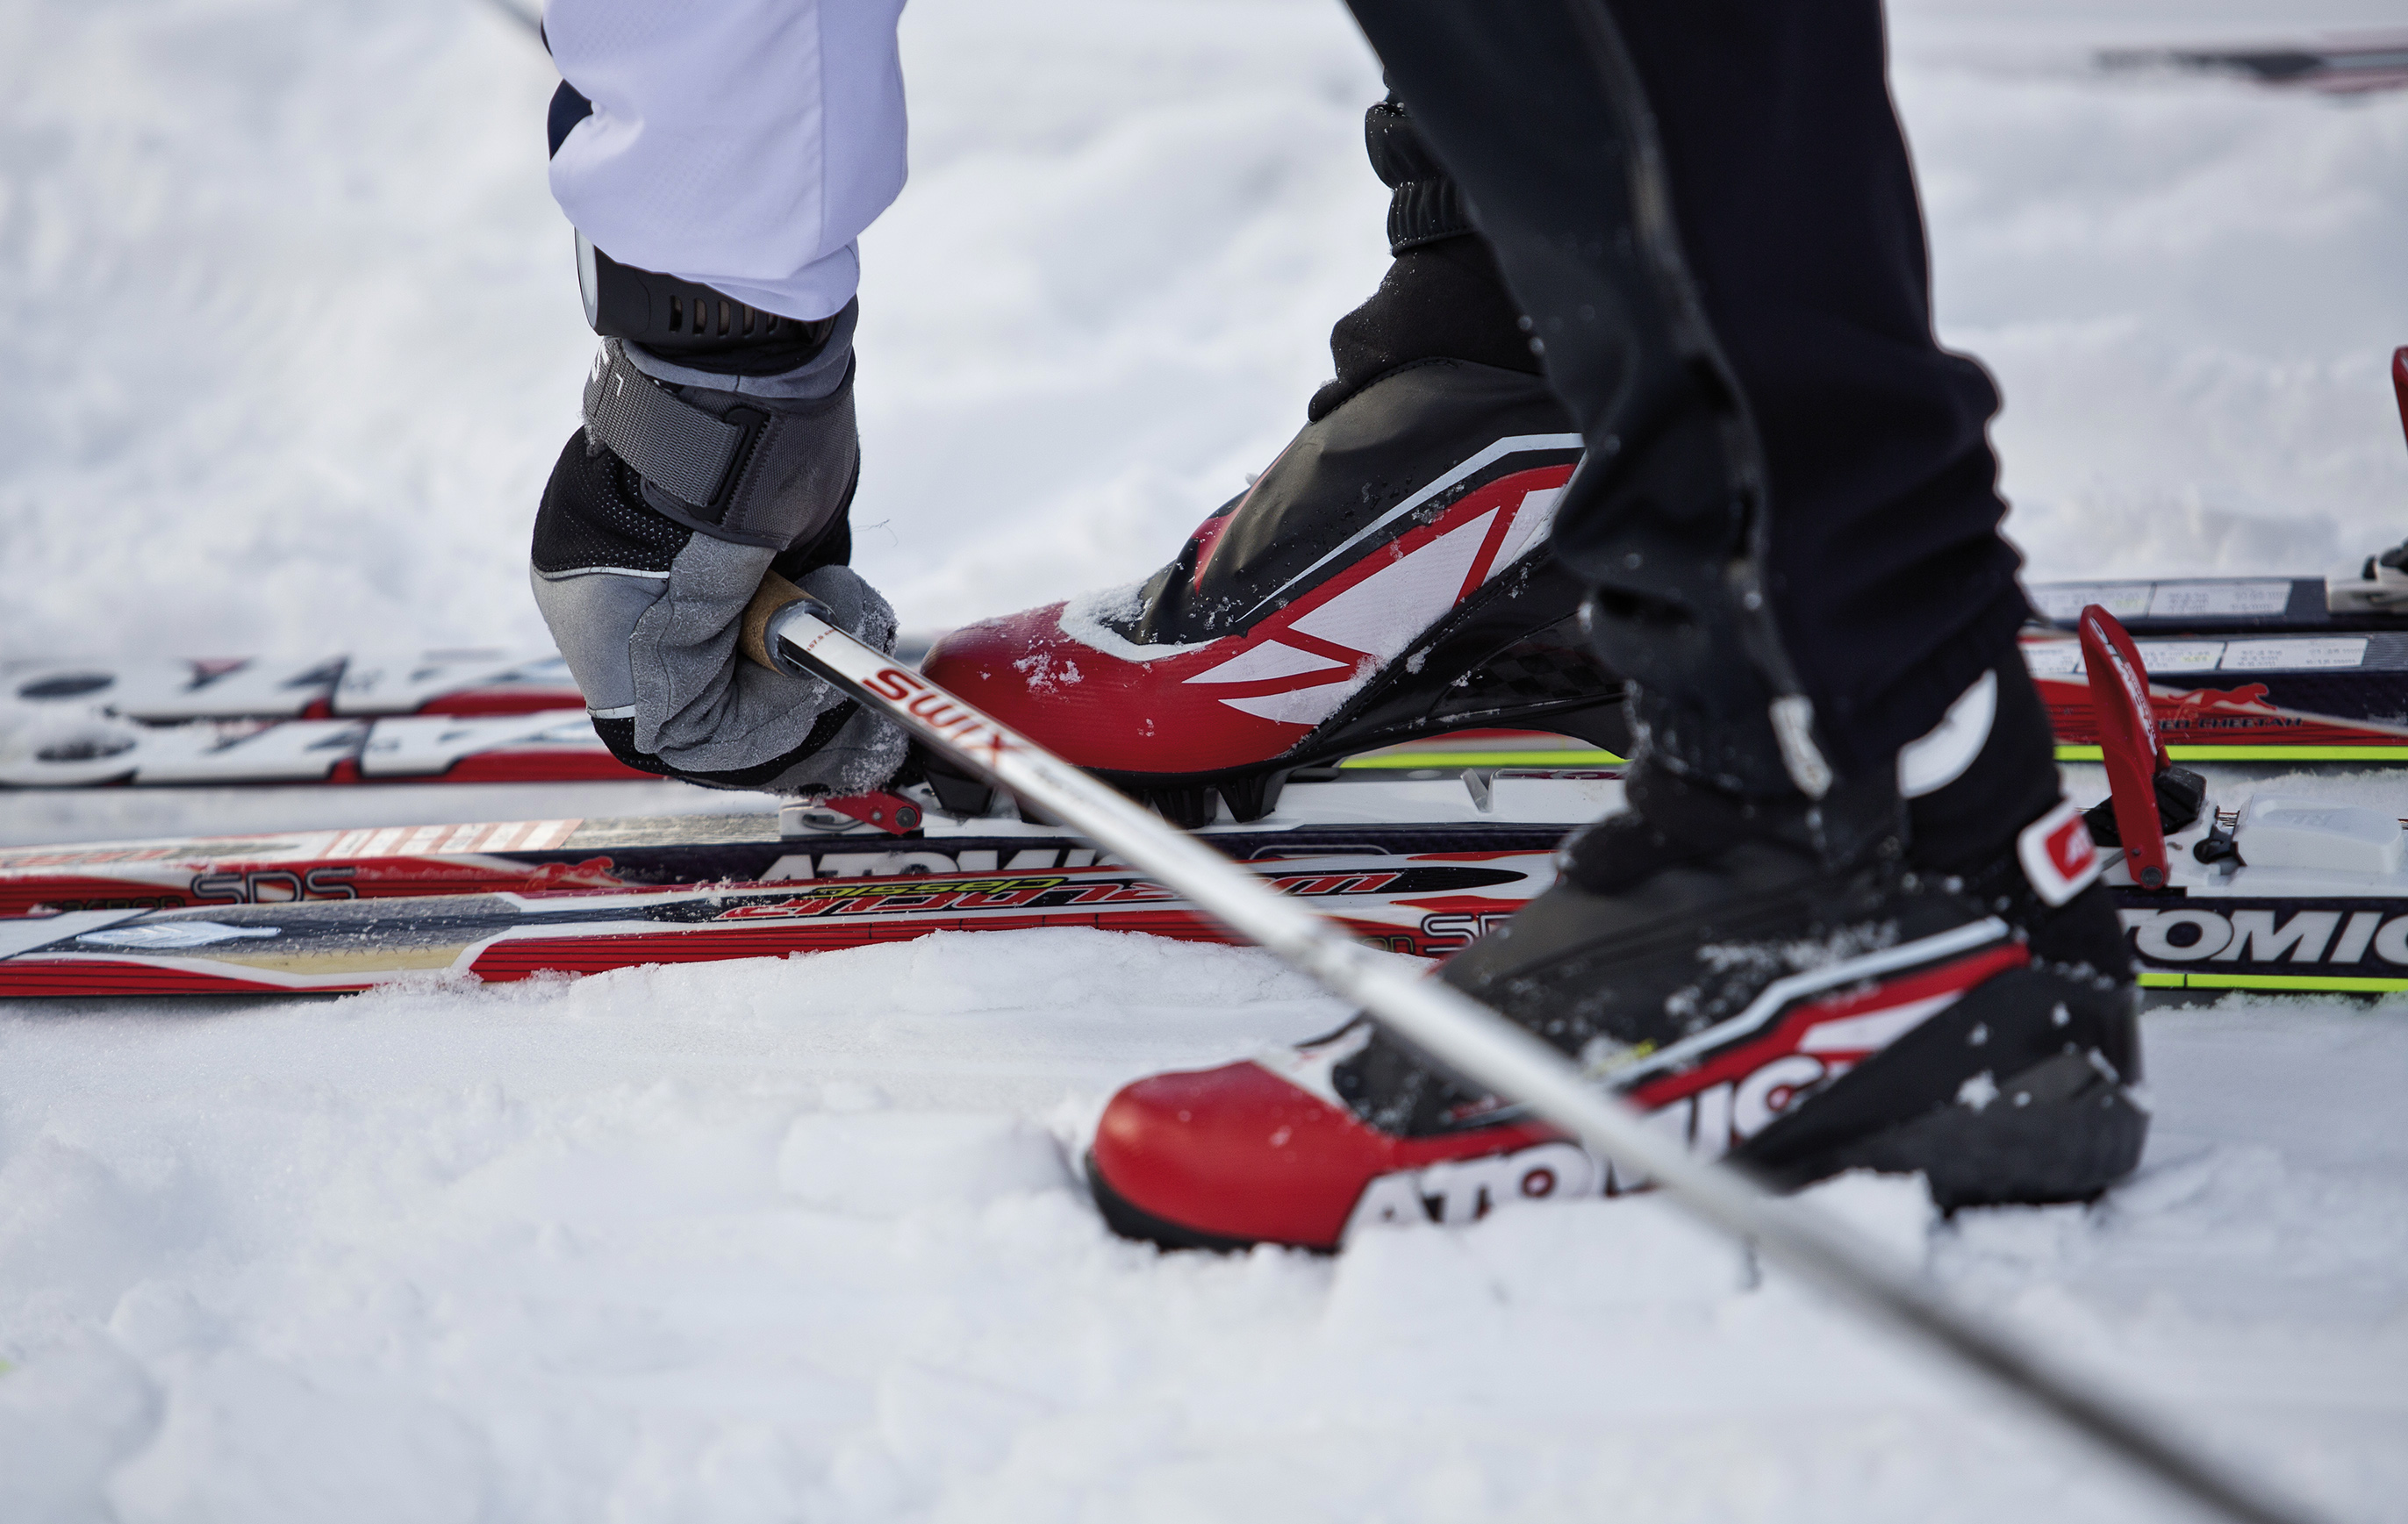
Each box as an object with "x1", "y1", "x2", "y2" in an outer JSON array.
[{"x1": 543, "y1": 0, "x2": 910, "y2": 322}]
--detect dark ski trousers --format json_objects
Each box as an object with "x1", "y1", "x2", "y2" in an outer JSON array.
[{"x1": 1348, "y1": 0, "x2": 2027, "y2": 792}]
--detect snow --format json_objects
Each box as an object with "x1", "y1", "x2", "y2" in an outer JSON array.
[
  {"x1": 1891, "y1": 0, "x2": 2408, "y2": 584},
  {"x1": 3, "y1": 936, "x2": 2402, "y2": 1521},
  {"x1": 4, "y1": 0, "x2": 2404, "y2": 668},
  {"x1": 3, "y1": 0, "x2": 2406, "y2": 1518}
]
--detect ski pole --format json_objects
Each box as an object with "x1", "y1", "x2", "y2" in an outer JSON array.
[{"x1": 742, "y1": 574, "x2": 2318, "y2": 1524}]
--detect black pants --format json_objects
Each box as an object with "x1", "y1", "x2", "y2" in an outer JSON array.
[{"x1": 1349, "y1": 0, "x2": 2026, "y2": 789}]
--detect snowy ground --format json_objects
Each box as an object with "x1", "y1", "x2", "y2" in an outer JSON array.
[
  {"x1": 4, "y1": 0, "x2": 2407, "y2": 1519},
  {"x1": 1, "y1": 939, "x2": 2403, "y2": 1522}
]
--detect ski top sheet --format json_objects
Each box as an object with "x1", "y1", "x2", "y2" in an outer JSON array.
[
  {"x1": 2065, "y1": 597, "x2": 2408, "y2": 998},
  {"x1": 19, "y1": 565, "x2": 2408, "y2": 786},
  {"x1": 18, "y1": 617, "x2": 2408, "y2": 783},
  {"x1": 0, "y1": 648, "x2": 1620, "y2": 789},
  {"x1": 0, "y1": 765, "x2": 1614, "y2": 995},
  {"x1": 0, "y1": 707, "x2": 649, "y2": 788},
  {"x1": 2018, "y1": 345, "x2": 2408, "y2": 764},
  {"x1": 3, "y1": 651, "x2": 585, "y2": 721},
  {"x1": 14, "y1": 593, "x2": 2408, "y2": 786},
  {"x1": 2109, "y1": 796, "x2": 2408, "y2": 998},
  {"x1": 4, "y1": 759, "x2": 2408, "y2": 998},
  {"x1": 2022, "y1": 577, "x2": 2408, "y2": 764},
  {"x1": 0, "y1": 770, "x2": 1617, "y2": 917},
  {"x1": 0, "y1": 651, "x2": 651, "y2": 787},
  {"x1": 0, "y1": 846, "x2": 1557, "y2": 998},
  {"x1": 2097, "y1": 32, "x2": 2408, "y2": 96}
]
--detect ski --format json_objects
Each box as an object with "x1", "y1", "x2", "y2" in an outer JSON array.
[
  {"x1": 3, "y1": 649, "x2": 584, "y2": 720},
  {"x1": 0, "y1": 841, "x2": 1568, "y2": 998},
  {"x1": 0, "y1": 767, "x2": 1616, "y2": 917},
  {"x1": 0, "y1": 650, "x2": 652, "y2": 787},
  {"x1": 0, "y1": 706, "x2": 649, "y2": 788},
  {"x1": 0, "y1": 766, "x2": 1594, "y2": 993},
  {"x1": 2017, "y1": 351, "x2": 2408, "y2": 764},
  {"x1": 2019, "y1": 580, "x2": 2408, "y2": 764},
  {"x1": 21, "y1": 613, "x2": 2408, "y2": 785},
  {"x1": 4, "y1": 755, "x2": 2408, "y2": 996},
  {"x1": 2072, "y1": 598, "x2": 2408, "y2": 998},
  {"x1": 2097, "y1": 32, "x2": 2408, "y2": 96},
  {"x1": 18, "y1": 599, "x2": 2408, "y2": 787}
]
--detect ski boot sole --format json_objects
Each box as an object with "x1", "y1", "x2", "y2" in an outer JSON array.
[{"x1": 1084, "y1": 1150, "x2": 1269, "y2": 1255}]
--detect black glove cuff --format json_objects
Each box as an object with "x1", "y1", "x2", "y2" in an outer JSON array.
[
  {"x1": 577, "y1": 233, "x2": 838, "y2": 376},
  {"x1": 1365, "y1": 99, "x2": 1477, "y2": 254}
]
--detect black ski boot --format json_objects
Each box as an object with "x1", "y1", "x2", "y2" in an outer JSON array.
[
  {"x1": 1086, "y1": 660, "x2": 2145, "y2": 1251},
  {"x1": 921, "y1": 100, "x2": 1627, "y2": 826}
]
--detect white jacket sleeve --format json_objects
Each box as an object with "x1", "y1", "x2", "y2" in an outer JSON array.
[{"x1": 543, "y1": 0, "x2": 909, "y2": 322}]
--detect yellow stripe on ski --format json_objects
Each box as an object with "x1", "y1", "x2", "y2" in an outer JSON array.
[
  {"x1": 2142, "y1": 970, "x2": 2408, "y2": 994},
  {"x1": 2056, "y1": 744, "x2": 2408, "y2": 762}
]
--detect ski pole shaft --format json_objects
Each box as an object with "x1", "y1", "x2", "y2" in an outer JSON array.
[{"x1": 742, "y1": 576, "x2": 2318, "y2": 1524}]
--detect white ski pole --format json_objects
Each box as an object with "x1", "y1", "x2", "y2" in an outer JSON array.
[{"x1": 743, "y1": 576, "x2": 2317, "y2": 1524}]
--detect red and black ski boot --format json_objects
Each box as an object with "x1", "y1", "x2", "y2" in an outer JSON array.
[
  {"x1": 1086, "y1": 662, "x2": 2147, "y2": 1251},
  {"x1": 920, "y1": 103, "x2": 1627, "y2": 827}
]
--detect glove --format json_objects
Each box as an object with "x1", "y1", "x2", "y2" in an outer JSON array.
[{"x1": 531, "y1": 299, "x2": 907, "y2": 794}]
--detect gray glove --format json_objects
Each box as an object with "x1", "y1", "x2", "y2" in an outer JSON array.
[{"x1": 530, "y1": 303, "x2": 906, "y2": 794}]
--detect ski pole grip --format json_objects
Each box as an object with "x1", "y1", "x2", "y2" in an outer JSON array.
[{"x1": 741, "y1": 570, "x2": 811, "y2": 675}]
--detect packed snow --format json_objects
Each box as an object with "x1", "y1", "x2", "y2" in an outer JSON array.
[
  {"x1": 4, "y1": 936, "x2": 2404, "y2": 1522},
  {"x1": 3, "y1": 0, "x2": 2405, "y2": 1519}
]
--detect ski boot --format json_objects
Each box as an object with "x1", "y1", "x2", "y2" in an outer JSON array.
[
  {"x1": 1086, "y1": 662, "x2": 2148, "y2": 1251},
  {"x1": 919, "y1": 103, "x2": 1628, "y2": 827}
]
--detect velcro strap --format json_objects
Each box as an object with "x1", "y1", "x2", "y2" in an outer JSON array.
[{"x1": 581, "y1": 341, "x2": 743, "y2": 510}]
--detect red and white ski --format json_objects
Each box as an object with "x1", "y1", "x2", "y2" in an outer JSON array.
[
  {"x1": 20, "y1": 615, "x2": 2408, "y2": 786},
  {"x1": 4, "y1": 732, "x2": 2407, "y2": 997},
  {"x1": 0, "y1": 651, "x2": 645, "y2": 787}
]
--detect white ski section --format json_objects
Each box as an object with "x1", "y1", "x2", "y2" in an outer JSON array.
[
  {"x1": 88, "y1": 659, "x2": 347, "y2": 723},
  {"x1": 356, "y1": 711, "x2": 602, "y2": 778},
  {"x1": 1288, "y1": 510, "x2": 1496, "y2": 660},
  {"x1": 1208, "y1": 508, "x2": 1502, "y2": 727},
  {"x1": 0, "y1": 909, "x2": 140, "y2": 959},
  {"x1": 1215, "y1": 685, "x2": 1362, "y2": 726},
  {"x1": 1180, "y1": 640, "x2": 1347, "y2": 685},
  {"x1": 1050, "y1": 583, "x2": 1216, "y2": 665},
  {"x1": 3, "y1": 0, "x2": 2406, "y2": 1518},
  {"x1": 2020, "y1": 633, "x2": 2384, "y2": 681},
  {"x1": 1193, "y1": 484, "x2": 1552, "y2": 726},
  {"x1": 2233, "y1": 797, "x2": 2406, "y2": 875},
  {"x1": 1595, "y1": 919, "x2": 2013, "y2": 1087},
  {"x1": 0, "y1": 709, "x2": 622, "y2": 789},
  {"x1": 332, "y1": 653, "x2": 579, "y2": 716},
  {"x1": 0, "y1": 780, "x2": 782, "y2": 852},
  {"x1": 1242, "y1": 437, "x2": 1583, "y2": 625},
  {"x1": 1797, "y1": 992, "x2": 1967, "y2": 1055},
  {"x1": 71, "y1": 920, "x2": 283, "y2": 952},
  {"x1": 1489, "y1": 485, "x2": 1564, "y2": 573}
]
